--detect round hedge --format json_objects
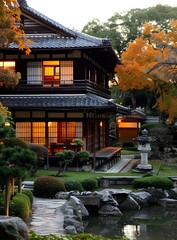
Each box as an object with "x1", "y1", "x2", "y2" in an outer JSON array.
[
  {"x1": 65, "y1": 180, "x2": 84, "y2": 192},
  {"x1": 133, "y1": 176, "x2": 173, "y2": 190},
  {"x1": 81, "y1": 178, "x2": 98, "y2": 191},
  {"x1": 9, "y1": 193, "x2": 30, "y2": 221},
  {"x1": 22, "y1": 189, "x2": 33, "y2": 206},
  {"x1": 33, "y1": 176, "x2": 65, "y2": 198}
]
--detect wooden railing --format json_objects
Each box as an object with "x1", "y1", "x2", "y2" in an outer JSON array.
[{"x1": 1, "y1": 79, "x2": 110, "y2": 96}]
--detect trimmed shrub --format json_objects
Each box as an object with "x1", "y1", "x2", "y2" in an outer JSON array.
[
  {"x1": 122, "y1": 141, "x2": 137, "y2": 151},
  {"x1": 33, "y1": 176, "x2": 65, "y2": 198},
  {"x1": 75, "y1": 150, "x2": 90, "y2": 163},
  {"x1": 65, "y1": 180, "x2": 84, "y2": 192},
  {"x1": 3, "y1": 137, "x2": 29, "y2": 149},
  {"x1": 22, "y1": 189, "x2": 33, "y2": 206},
  {"x1": 9, "y1": 193, "x2": 30, "y2": 221},
  {"x1": 133, "y1": 176, "x2": 173, "y2": 190},
  {"x1": 122, "y1": 141, "x2": 135, "y2": 148},
  {"x1": 81, "y1": 179, "x2": 98, "y2": 191}
]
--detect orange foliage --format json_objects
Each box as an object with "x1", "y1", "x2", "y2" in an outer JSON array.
[
  {"x1": 116, "y1": 20, "x2": 177, "y2": 123},
  {"x1": 0, "y1": 0, "x2": 32, "y2": 55}
]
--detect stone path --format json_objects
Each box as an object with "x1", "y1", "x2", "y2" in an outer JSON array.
[{"x1": 29, "y1": 197, "x2": 67, "y2": 236}]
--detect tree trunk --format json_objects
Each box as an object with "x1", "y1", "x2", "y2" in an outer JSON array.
[
  {"x1": 130, "y1": 91, "x2": 136, "y2": 109},
  {"x1": 5, "y1": 177, "x2": 11, "y2": 216},
  {"x1": 11, "y1": 178, "x2": 15, "y2": 197},
  {"x1": 18, "y1": 177, "x2": 22, "y2": 193}
]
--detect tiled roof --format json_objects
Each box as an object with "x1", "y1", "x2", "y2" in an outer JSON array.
[
  {"x1": 10, "y1": 34, "x2": 104, "y2": 49},
  {"x1": 10, "y1": 1, "x2": 112, "y2": 50},
  {"x1": 0, "y1": 93, "x2": 130, "y2": 114}
]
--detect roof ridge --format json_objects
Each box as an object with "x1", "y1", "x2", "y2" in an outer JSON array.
[{"x1": 21, "y1": 1, "x2": 109, "y2": 45}]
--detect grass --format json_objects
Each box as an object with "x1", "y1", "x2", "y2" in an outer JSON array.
[{"x1": 25, "y1": 158, "x2": 177, "y2": 184}]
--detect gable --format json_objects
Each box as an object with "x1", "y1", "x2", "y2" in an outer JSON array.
[
  {"x1": 22, "y1": 15, "x2": 54, "y2": 35},
  {"x1": 20, "y1": 3, "x2": 76, "y2": 38}
]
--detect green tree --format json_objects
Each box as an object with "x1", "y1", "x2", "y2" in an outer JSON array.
[
  {"x1": 83, "y1": 5, "x2": 177, "y2": 55},
  {"x1": 0, "y1": 105, "x2": 37, "y2": 216}
]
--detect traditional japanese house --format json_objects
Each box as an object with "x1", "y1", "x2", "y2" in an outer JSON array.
[{"x1": 0, "y1": 0, "x2": 130, "y2": 169}]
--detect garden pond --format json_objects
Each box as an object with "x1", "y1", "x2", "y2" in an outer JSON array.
[{"x1": 84, "y1": 205, "x2": 177, "y2": 240}]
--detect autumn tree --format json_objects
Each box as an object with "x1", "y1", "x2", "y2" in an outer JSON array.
[
  {"x1": 0, "y1": 0, "x2": 31, "y2": 54},
  {"x1": 116, "y1": 20, "x2": 177, "y2": 123}
]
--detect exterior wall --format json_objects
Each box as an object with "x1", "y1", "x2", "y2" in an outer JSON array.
[{"x1": 119, "y1": 128, "x2": 140, "y2": 142}]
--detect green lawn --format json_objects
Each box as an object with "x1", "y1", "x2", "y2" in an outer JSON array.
[{"x1": 25, "y1": 159, "x2": 177, "y2": 184}]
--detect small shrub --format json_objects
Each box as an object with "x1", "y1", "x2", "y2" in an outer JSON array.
[
  {"x1": 65, "y1": 180, "x2": 84, "y2": 192},
  {"x1": 9, "y1": 193, "x2": 30, "y2": 221},
  {"x1": 122, "y1": 141, "x2": 135, "y2": 149},
  {"x1": 81, "y1": 179, "x2": 98, "y2": 191},
  {"x1": 22, "y1": 189, "x2": 33, "y2": 206},
  {"x1": 75, "y1": 150, "x2": 90, "y2": 163},
  {"x1": 33, "y1": 176, "x2": 65, "y2": 198},
  {"x1": 133, "y1": 176, "x2": 173, "y2": 190}
]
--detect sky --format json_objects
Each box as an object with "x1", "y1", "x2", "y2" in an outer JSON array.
[{"x1": 27, "y1": 0, "x2": 177, "y2": 31}]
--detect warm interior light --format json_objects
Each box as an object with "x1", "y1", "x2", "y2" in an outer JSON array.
[
  {"x1": 100, "y1": 121, "x2": 103, "y2": 127},
  {"x1": 48, "y1": 122, "x2": 52, "y2": 127},
  {"x1": 4, "y1": 122, "x2": 10, "y2": 126},
  {"x1": 118, "y1": 119, "x2": 121, "y2": 123}
]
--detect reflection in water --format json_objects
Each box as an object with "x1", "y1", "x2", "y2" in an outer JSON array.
[
  {"x1": 123, "y1": 225, "x2": 140, "y2": 240},
  {"x1": 84, "y1": 206, "x2": 177, "y2": 240}
]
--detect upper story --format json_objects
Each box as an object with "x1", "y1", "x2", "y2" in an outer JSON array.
[{"x1": 0, "y1": 0, "x2": 119, "y2": 98}]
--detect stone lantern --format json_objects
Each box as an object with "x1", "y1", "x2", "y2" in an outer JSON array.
[{"x1": 135, "y1": 129, "x2": 155, "y2": 173}]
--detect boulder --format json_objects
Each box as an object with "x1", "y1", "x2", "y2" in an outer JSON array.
[
  {"x1": 62, "y1": 196, "x2": 89, "y2": 234},
  {"x1": 99, "y1": 191, "x2": 119, "y2": 206},
  {"x1": 144, "y1": 187, "x2": 166, "y2": 204},
  {"x1": 98, "y1": 204, "x2": 123, "y2": 216},
  {"x1": 0, "y1": 216, "x2": 28, "y2": 240},
  {"x1": 130, "y1": 191, "x2": 151, "y2": 207},
  {"x1": 119, "y1": 195, "x2": 140, "y2": 210}
]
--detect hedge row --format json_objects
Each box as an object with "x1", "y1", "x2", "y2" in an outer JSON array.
[{"x1": 33, "y1": 176, "x2": 98, "y2": 198}]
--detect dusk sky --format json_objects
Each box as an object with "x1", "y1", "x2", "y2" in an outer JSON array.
[{"x1": 27, "y1": 0, "x2": 177, "y2": 30}]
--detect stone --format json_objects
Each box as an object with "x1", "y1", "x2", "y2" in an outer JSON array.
[
  {"x1": 144, "y1": 187, "x2": 166, "y2": 204},
  {"x1": 65, "y1": 225, "x2": 77, "y2": 234},
  {"x1": 64, "y1": 217, "x2": 83, "y2": 229},
  {"x1": 55, "y1": 192, "x2": 70, "y2": 199},
  {"x1": 130, "y1": 191, "x2": 151, "y2": 207},
  {"x1": 0, "y1": 216, "x2": 28, "y2": 240},
  {"x1": 119, "y1": 195, "x2": 140, "y2": 210},
  {"x1": 70, "y1": 196, "x2": 89, "y2": 219},
  {"x1": 100, "y1": 192, "x2": 118, "y2": 206},
  {"x1": 158, "y1": 198, "x2": 177, "y2": 207},
  {"x1": 98, "y1": 204, "x2": 123, "y2": 216}
]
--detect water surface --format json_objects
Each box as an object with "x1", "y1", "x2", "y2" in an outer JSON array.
[{"x1": 84, "y1": 206, "x2": 177, "y2": 240}]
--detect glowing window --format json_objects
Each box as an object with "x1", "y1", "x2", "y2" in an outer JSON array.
[{"x1": 0, "y1": 61, "x2": 15, "y2": 70}]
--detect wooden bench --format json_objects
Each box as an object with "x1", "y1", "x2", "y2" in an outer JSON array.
[{"x1": 89, "y1": 147, "x2": 122, "y2": 170}]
